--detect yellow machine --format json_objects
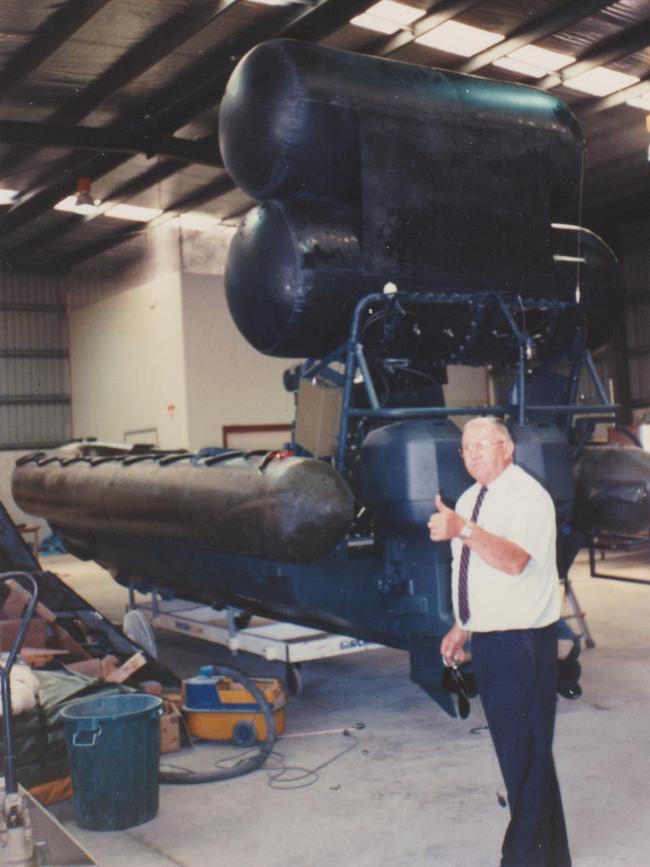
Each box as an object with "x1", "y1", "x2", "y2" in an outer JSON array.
[{"x1": 182, "y1": 671, "x2": 286, "y2": 746}]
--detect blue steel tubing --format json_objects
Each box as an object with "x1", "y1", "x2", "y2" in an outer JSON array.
[
  {"x1": 345, "y1": 404, "x2": 619, "y2": 419},
  {"x1": 355, "y1": 344, "x2": 380, "y2": 410},
  {"x1": 336, "y1": 335, "x2": 360, "y2": 471},
  {"x1": 301, "y1": 344, "x2": 347, "y2": 383},
  {"x1": 496, "y1": 298, "x2": 531, "y2": 426},
  {"x1": 583, "y1": 350, "x2": 612, "y2": 405},
  {"x1": 335, "y1": 292, "x2": 387, "y2": 471},
  {"x1": 0, "y1": 572, "x2": 39, "y2": 796},
  {"x1": 564, "y1": 331, "x2": 589, "y2": 435},
  {"x1": 332, "y1": 290, "x2": 618, "y2": 471},
  {"x1": 518, "y1": 349, "x2": 526, "y2": 427}
]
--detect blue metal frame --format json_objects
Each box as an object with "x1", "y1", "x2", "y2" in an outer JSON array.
[{"x1": 294, "y1": 290, "x2": 618, "y2": 472}]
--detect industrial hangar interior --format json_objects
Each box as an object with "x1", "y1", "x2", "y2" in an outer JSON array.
[{"x1": 0, "y1": 2, "x2": 649, "y2": 866}]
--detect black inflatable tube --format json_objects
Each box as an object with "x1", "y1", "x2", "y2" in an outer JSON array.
[
  {"x1": 219, "y1": 39, "x2": 583, "y2": 203},
  {"x1": 12, "y1": 451, "x2": 355, "y2": 564},
  {"x1": 225, "y1": 204, "x2": 622, "y2": 360}
]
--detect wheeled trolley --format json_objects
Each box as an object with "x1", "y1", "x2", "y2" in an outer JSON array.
[{"x1": 123, "y1": 590, "x2": 383, "y2": 694}]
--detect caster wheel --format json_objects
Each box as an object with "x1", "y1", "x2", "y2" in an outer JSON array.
[
  {"x1": 285, "y1": 663, "x2": 303, "y2": 696},
  {"x1": 232, "y1": 721, "x2": 257, "y2": 747},
  {"x1": 234, "y1": 610, "x2": 253, "y2": 630}
]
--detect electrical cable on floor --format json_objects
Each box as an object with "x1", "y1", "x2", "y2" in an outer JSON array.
[
  {"x1": 266, "y1": 727, "x2": 361, "y2": 790},
  {"x1": 202, "y1": 723, "x2": 365, "y2": 790}
]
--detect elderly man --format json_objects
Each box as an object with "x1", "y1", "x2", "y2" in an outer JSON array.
[{"x1": 428, "y1": 416, "x2": 571, "y2": 867}]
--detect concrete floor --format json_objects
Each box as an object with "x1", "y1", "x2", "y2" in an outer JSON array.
[{"x1": 41, "y1": 548, "x2": 650, "y2": 867}]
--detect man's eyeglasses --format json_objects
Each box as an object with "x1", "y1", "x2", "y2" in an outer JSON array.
[{"x1": 459, "y1": 439, "x2": 506, "y2": 455}]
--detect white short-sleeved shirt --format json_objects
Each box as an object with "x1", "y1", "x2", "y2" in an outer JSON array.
[{"x1": 451, "y1": 463, "x2": 561, "y2": 632}]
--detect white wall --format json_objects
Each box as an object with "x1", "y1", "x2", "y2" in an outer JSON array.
[
  {"x1": 67, "y1": 219, "x2": 295, "y2": 452},
  {"x1": 181, "y1": 271, "x2": 295, "y2": 450},
  {"x1": 69, "y1": 223, "x2": 189, "y2": 448}
]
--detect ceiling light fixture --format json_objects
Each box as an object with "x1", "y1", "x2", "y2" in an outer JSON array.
[
  {"x1": 54, "y1": 177, "x2": 101, "y2": 216},
  {"x1": 0, "y1": 189, "x2": 18, "y2": 204},
  {"x1": 351, "y1": 1, "x2": 423, "y2": 36},
  {"x1": 415, "y1": 20, "x2": 504, "y2": 57},
  {"x1": 74, "y1": 176, "x2": 95, "y2": 208}
]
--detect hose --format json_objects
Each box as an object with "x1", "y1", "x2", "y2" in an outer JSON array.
[
  {"x1": 0, "y1": 571, "x2": 39, "y2": 796},
  {"x1": 159, "y1": 664, "x2": 277, "y2": 785}
]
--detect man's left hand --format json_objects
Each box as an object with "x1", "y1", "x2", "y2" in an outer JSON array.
[
  {"x1": 428, "y1": 494, "x2": 463, "y2": 542},
  {"x1": 441, "y1": 624, "x2": 470, "y2": 666}
]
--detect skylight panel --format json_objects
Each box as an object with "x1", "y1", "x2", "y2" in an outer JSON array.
[
  {"x1": 626, "y1": 91, "x2": 650, "y2": 111},
  {"x1": 351, "y1": 1, "x2": 423, "y2": 36},
  {"x1": 564, "y1": 66, "x2": 639, "y2": 97},
  {"x1": 506, "y1": 45, "x2": 574, "y2": 73},
  {"x1": 493, "y1": 57, "x2": 547, "y2": 79},
  {"x1": 415, "y1": 20, "x2": 504, "y2": 57}
]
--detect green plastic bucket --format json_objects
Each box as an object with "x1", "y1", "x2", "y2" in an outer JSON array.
[{"x1": 61, "y1": 693, "x2": 163, "y2": 831}]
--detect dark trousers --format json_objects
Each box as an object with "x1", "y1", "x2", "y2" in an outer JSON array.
[{"x1": 472, "y1": 624, "x2": 571, "y2": 867}]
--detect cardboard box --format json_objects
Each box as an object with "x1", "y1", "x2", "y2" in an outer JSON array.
[
  {"x1": 294, "y1": 378, "x2": 343, "y2": 458},
  {"x1": 160, "y1": 705, "x2": 182, "y2": 754}
]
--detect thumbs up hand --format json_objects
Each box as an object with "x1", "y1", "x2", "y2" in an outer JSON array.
[
  {"x1": 435, "y1": 494, "x2": 448, "y2": 514},
  {"x1": 428, "y1": 494, "x2": 463, "y2": 542}
]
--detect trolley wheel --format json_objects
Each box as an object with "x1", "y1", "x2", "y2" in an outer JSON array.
[
  {"x1": 122, "y1": 609, "x2": 157, "y2": 658},
  {"x1": 234, "y1": 610, "x2": 253, "y2": 630},
  {"x1": 232, "y1": 721, "x2": 257, "y2": 747},
  {"x1": 285, "y1": 663, "x2": 303, "y2": 696}
]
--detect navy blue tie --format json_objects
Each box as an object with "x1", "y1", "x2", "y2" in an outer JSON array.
[{"x1": 458, "y1": 486, "x2": 488, "y2": 624}]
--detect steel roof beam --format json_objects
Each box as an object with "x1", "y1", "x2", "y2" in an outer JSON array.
[
  {"x1": 537, "y1": 19, "x2": 650, "y2": 91},
  {"x1": 457, "y1": 0, "x2": 613, "y2": 75},
  {"x1": 0, "y1": 120, "x2": 221, "y2": 166},
  {"x1": 0, "y1": 0, "x2": 372, "y2": 251},
  {"x1": 127, "y1": 0, "x2": 377, "y2": 141},
  {"x1": 8, "y1": 159, "x2": 193, "y2": 266},
  {"x1": 0, "y1": 0, "x2": 242, "y2": 181},
  {"x1": 0, "y1": 0, "x2": 112, "y2": 96},
  {"x1": 55, "y1": 174, "x2": 237, "y2": 271},
  {"x1": 282, "y1": 0, "x2": 380, "y2": 41}
]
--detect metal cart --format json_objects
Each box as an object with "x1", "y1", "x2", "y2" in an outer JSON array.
[{"x1": 123, "y1": 590, "x2": 384, "y2": 694}]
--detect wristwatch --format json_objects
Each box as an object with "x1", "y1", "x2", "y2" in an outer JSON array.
[{"x1": 459, "y1": 522, "x2": 473, "y2": 540}]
